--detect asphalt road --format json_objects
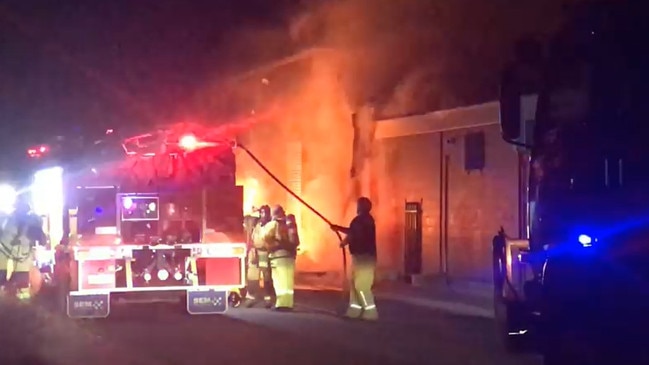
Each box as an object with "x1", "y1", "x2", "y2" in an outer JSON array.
[{"x1": 68, "y1": 290, "x2": 541, "y2": 365}]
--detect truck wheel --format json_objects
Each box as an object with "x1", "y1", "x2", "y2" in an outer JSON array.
[
  {"x1": 496, "y1": 299, "x2": 533, "y2": 353},
  {"x1": 543, "y1": 330, "x2": 596, "y2": 365},
  {"x1": 543, "y1": 352, "x2": 561, "y2": 365},
  {"x1": 228, "y1": 291, "x2": 242, "y2": 308}
]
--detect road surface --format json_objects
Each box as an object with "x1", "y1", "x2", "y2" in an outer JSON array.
[{"x1": 68, "y1": 290, "x2": 541, "y2": 365}]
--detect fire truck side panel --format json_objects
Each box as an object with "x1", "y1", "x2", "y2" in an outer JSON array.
[
  {"x1": 36, "y1": 139, "x2": 246, "y2": 299},
  {"x1": 68, "y1": 243, "x2": 245, "y2": 295}
]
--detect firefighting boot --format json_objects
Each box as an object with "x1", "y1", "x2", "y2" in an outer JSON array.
[
  {"x1": 243, "y1": 281, "x2": 261, "y2": 308},
  {"x1": 344, "y1": 305, "x2": 362, "y2": 319},
  {"x1": 244, "y1": 297, "x2": 260, "y2": 308},
  {"x1": 344, "y1": 289, "x2": 363, "y2": 319},
  {"x1": 360, "y1": 308, "x2": 379, "y2": 321}
]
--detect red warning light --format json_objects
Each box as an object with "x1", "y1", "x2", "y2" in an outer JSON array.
[
  {"x1": 179, "y1": 134, "x2": 198, "y2": 151},
  {"x1": 27, "y1": 145, "x2": 49, "y2": 158}
]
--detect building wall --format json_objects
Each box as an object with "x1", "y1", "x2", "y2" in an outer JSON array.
[
  {"x1": 231, "y1": 49, "x2": 520, "y2": 280},
  {"x1": 375, "y1": 102, "x2": 520, "y2": 282},
  {"x1": 234, "y1": 50, "x2": 355, "y2": 273}
]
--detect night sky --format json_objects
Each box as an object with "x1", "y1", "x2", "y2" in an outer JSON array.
[
  {"x1": 0, "y1": 0, "x2": 565, "y2": 169},
  {"x1": 0, "y1": 0, "x2": 297, "y2": 163}
]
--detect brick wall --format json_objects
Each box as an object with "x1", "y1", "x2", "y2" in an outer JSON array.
[
  {"x1": 232, "y1": 54, "x2": 521, "y2": 281},
  {"x1": 375, "y1": 102, "x2": 520, "y2": 283}
]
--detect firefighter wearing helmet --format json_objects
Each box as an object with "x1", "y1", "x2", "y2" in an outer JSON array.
[
  {"x1": 331, "y1": 197, "x2": 378, "y2": 320},
  {"x1": 0, "y1": 197, "x2": 41, "y2": 301},
  {"x1": 244, "y1": 205, "x2": 275, "y2": 308},
  {"x1": 258, "y1": 205, "x2": 295, "y2": 311}
]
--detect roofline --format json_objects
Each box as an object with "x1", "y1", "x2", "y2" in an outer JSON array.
[{"x1": 375, "y1": 101, "x2": 500, "y2": 139}]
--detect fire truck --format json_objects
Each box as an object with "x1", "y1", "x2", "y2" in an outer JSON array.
[
  {"x1": 23, "y1": 124, "x2": 247, "y2": 318},
  {"x1": 494, "y1": 1, "x2": 648, "y2": 364}
]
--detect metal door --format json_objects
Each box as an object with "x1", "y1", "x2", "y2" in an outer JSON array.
[{"x1": 404, "y1": 201, "x2": 423, "y2": 276}]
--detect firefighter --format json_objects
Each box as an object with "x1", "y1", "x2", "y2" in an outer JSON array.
[
  {"x1": 330, "y1": 197, "x2": 378, "y2": 320},
  {"x1": 260, "y1": 205, "x2": 294, "y2": 311},
  {"x1": 244, "y1": 205, "x2": 274, "y2": 308},
  {"x1": 0, "y1": 199, "x2": 38, "y2": 301},
  {"x1": 0, "y1": 211, "x2": 10, "y2": 294},
  {"x1": 243, "y1": 212, "x2": 260, "y2": 303}
]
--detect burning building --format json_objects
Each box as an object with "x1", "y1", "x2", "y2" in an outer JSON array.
[
  {"x1": 373, "y1": 101, "x2": 519, "y2": 283},
  {"x1": 221, "y1": 48, "x2": 518, "y2": 284},
  {"x1": 221, "y1": 48, "x2": 355, "y2": 273}
]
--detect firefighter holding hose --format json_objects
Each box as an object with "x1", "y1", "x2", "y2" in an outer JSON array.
[{"x1": 331, "y1": 197, "x2": 378, "y2": 321}]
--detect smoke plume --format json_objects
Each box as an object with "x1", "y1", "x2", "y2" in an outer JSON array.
[{"x1": 195, "y1": 0, "x2": 568, "y2": 273}]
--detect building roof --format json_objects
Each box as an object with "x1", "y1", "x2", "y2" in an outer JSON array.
[{"x1": 375, "y1": 101, "x2": 499, "y2": 139}]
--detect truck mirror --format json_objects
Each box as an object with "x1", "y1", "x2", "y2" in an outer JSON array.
[
  {"x1": 500, "y1": 89, "x2": 538, "y2": 148},
  {"x1": 500, "y1": 91, "x2": 521, "y2": 142},
  {"x1": 500, "y1": 37, "x2": 542, "y2": 146},
  {"x1": 499, "y1": 69, "x2": 522, "y2": 142}
]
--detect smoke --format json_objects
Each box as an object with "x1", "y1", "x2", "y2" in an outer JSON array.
[
  {"x1": 288, "y1": 0, "x2": 568, "y2": 113},
  {"x1": 195, "y1": 0, "x2": 568, "y2": 273}
]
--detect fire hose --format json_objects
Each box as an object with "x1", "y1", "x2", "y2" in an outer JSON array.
[{"x1": 235, "y1": 143, "x2": 350, "y2": 300}]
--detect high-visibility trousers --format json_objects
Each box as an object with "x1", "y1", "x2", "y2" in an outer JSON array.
[
  {"x1": 1, "y1": 248, "x2": 35, "y2": 301},
  {"x1": 270, "y1": 256, "x2": 295, "y2": 308},
  {"x1": 246, "y1": 263, "x2": 260, "y2": 282},
  {"x1": 0, "y1": 270, "x2": 31, "y2": 301},
  {"x1": 260, "y1": 267, "x2": 275, "y2": 303},
  {"x1": 246, "y1": 262, "x2": 261, "y2": 300},
  {"x1": 246, "y1": 268, "x2": 274, "y2": 303},
  {"x1": 258, "y1": 252, "x2": 275, "y2": 303},
  {"x1": 0, "y1": 252, "x2": 9, "y2": 284},
  {"x1": 346, "y1": 254, "x2": 378, "y2": 320}
]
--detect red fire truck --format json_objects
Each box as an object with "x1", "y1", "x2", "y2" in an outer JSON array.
[{"x1": 26, "y1": 124, "x2": 247, "y2": 318}]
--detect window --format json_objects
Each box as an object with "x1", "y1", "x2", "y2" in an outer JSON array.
[{"x1": 464, "y1": 131, "x2": 485, "y2": 172}]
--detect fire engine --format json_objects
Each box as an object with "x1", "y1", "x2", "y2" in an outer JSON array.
[
  {"x1": 494, "y1": 1, "x2": 648, "y2": 364},
  {"x1": 20, "y1": 124, "x2": 247, "y2": 318}
]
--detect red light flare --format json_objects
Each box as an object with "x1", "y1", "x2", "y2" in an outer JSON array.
[
  {"x1": 27, "y1": 145, "x2": 49, "y2": 158},
  {"x1": 179, "y1": 134, "x2": 199, "y2": 151},
  {"x1": 175, "y1": 106, "x2": 281, "y2": 143},
  {"x1": 177, "y1": 133, "x2": 220, "y2": 152},
  {"x1": 178, "y1": 134, "x2": 198, "y2": 151}
]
